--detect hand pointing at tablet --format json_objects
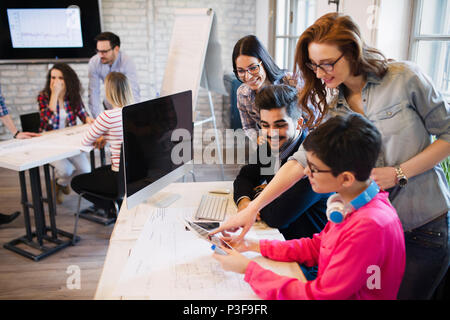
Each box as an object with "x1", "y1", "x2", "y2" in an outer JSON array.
[{"x1": 209, "y1": 201, "x2": 259, "y2": 243}]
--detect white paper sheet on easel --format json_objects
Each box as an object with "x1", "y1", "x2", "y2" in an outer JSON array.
[{"x1": 113, "y1": 207, "x2": 259, "y2": 299}]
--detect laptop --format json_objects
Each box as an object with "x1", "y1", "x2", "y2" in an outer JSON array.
[{"x1": 20, "y1": 112, "x2": 40, "y2": 133}]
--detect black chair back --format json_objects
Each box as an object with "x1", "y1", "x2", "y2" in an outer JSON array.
[{"x1": 20, "y1": 112, "x2": 40, "y2": 133}]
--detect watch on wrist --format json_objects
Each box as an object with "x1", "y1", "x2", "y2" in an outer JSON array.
[
  {"x1": 13, "y1": 130, "x2": 20, "y2": 139},
  {"x1": 395, "y1": 166, "x2": 408, "y2": 187}
]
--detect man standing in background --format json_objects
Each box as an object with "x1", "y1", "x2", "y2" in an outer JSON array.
[{"x1": 88, "y1": 32, "x2": 140, "y2": 118}]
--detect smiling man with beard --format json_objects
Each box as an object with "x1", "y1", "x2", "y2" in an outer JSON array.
[{"x1": 233, "y1": 84, "x2": 331, "y2": 246}]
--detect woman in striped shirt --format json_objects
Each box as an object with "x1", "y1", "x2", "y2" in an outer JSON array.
[{"x1": 71, "y1": 72, "x2": 134, "y2": 213}]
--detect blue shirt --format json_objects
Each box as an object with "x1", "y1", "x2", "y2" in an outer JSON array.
[
  {"x1": 0, "y1": 85, "x2": 8, "y2": 117},
  {"x1": 290, "y1": 61, "x2": 450, "y2": 231},
  {"x1": 88, "y1": 51, "x2": 140, "y2": 118}
]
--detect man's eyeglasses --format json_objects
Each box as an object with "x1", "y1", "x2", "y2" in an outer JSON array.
[
  {"x1": 96, "y1": 48, "x2": 113, "y2": 54},
  {"x1": 306, "y1": 159, "x2": 332, "y2": 177},
  {"x1": 234, "y1": 61, "x2": 263, "y2": 80},
  {"x1": 305, "y1": 53, "x2": 345, "y2": 73}
]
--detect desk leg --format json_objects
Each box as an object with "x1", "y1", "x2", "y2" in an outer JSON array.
[
  {"x1": 5, "y1": 167, "x2": 80, "y2": 261},
  {"x1": 43, "y1": 164, "x2": 58, "y2": 239},
  {"x1": 18, "y1": 171, "x2": 33, "y2": 241},
  {"x1": 29, "y1": 167, "x2": 46, "y2": 246}
]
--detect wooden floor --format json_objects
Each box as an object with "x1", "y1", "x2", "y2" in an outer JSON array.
[{"x1": 0, "y1": 161, "x2": 241, "y2": 299}]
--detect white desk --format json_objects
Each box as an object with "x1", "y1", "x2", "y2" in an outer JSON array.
[
  {"x1": 0, "y1": 124, "x2": 91, "y2": 171},
  {"x1": 95, "y1": 181, "x2": 305, "y2": 300},
  {"x1": 0, "y1": 124, "x2": 92, "y2": 261}
]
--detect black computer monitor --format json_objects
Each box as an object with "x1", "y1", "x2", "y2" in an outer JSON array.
[
  {"x1": 20, "y1": 112, "x2": 40, "y2": 133},
  {"x1": 122, "y1": 90, "x2": 193, "y2": 209}
]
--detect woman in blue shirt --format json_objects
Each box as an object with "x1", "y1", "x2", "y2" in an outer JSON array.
[{"x1": 214, "y1": 13, "x2": 450, "y2": 300}]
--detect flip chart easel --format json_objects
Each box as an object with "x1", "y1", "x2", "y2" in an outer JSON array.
[{"x1": 161, "y1": 8, "x2": 226, "y2": 180}]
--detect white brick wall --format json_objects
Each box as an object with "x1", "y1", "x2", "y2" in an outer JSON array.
[{"x1": 0, "y1": 0, "x2": 257, "y2": 140}]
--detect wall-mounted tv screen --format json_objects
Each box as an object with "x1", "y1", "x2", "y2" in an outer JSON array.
[{"x1": 0, "y1": 0, "x2": 102, "y2": 63}]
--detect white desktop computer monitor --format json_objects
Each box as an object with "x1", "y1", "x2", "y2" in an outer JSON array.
[{"x1": 122, "y1": 90, "x2": 193, "y2": 209}]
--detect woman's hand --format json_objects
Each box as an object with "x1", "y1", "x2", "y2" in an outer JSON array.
[
  {"x1": 85, "y1": 117, "x2": 95, "y2": 124},
  {"x1": 94, "y1": 136, "x2": 106, "y2": 149},
  {"x1": 212, "y1": 247, "x2": 252, "y2": 274},
  {"x1": 16, "y1": 132, "x2": 40, "y2": 139},
  {"x1": 209, "y1": 203, "x2": 259, "y2": 243},
  {"x1": 51, "y1": 80, "x2": 65, "y2": 98},
  {"x1": 370, "y1": 167, "x2": 397, "y2": 190}
]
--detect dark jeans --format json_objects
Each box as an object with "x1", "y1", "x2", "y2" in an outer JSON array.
[
  {"x1": 398, "y1": 212, "x2": 450, "y2": 300},
  {"x1": 71, "y1": 165, "x2": 119, "y2": 210},
  {"x1": 278, "y1": 204, "x2": 328, "y2": 241}
]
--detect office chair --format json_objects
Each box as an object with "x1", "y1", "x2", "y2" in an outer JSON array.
[
  {"x1": 72, "y1": 148, "x2": 125, "y2": 244},
  {"x1": 76, "y1": 147, "x2": 107, "y2": 216},
  {"x1": 20, "y1": 112, "x2": 40, "y2": 133}
]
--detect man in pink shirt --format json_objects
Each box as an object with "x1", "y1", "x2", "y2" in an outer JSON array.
[{"x1": 213, "y1": 114, "x2": 405, "y2": 299}]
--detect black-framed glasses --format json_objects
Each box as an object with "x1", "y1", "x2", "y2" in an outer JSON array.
[
  {"x1": 305, "y1": 53, "x2": 345, "y2": 73},
  {"x1": 306, "y1": 159, "x2": 332, "y2": 177},
  {"x1": 234, "y1": 61, "x2": 263, "y2": 80},
  {"x1": 96, "y1": 48, "x2": 113, "y2": 54}
]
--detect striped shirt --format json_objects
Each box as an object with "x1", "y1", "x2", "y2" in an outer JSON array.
[{"x1": 82, "y1": 108, "x2": 123, "y2": 172}]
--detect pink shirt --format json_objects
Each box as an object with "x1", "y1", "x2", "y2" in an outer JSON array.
[
  {"x1": 82, "y1": 108, "x2": 123, "y2": 172},
  {"x1": 244, "y1": 192, "x2": 405, "y2": 300}
]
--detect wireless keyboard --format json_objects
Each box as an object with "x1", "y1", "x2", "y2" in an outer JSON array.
[{"x1": 194, "y1": 193, "x2": 228, "y2": 221}]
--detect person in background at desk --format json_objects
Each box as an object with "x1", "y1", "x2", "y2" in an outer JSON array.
[
  {"x1": 0, "y1": 84, "x2": 40, "y2": 225},
  {"x1": 0, "y1": 84, "x2": 40, "y2": 140},
  {"x1": 232, "y1": 35, "x2": 306, "y2": 146},
  {"x1": 214, "y1": 114, "x2": 406, "y2": 300},
  {"x1": 71, "y1": 72, "x2": 134, "y2": 216},
  {"x1": 234, "y1": 84, "x2": 330, "y2": 242},
  {"x1": 38, "y1": 63, "x2": 92, "y2": 204},
  {"x1": 88, "y1": 32, "x2": 140, "y2": 119}
]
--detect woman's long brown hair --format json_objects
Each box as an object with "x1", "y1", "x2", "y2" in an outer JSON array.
[
  {"x1": 294, "y1": 12, "x2": 389, "y2": 129},
  {"x1": 41, "y1": 63, "x2": 83, "y2": 108}
]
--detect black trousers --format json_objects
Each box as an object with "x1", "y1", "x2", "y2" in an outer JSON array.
[{"x1": 71, "y1": 165, "x2": 118, "y2": 210}]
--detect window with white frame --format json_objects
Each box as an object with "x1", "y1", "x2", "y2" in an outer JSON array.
[
  {"x1": 273, "y1": 0, "x2": 317, "y2": 71},
  {"x1": 409, "y1": 0, "x2": 450, "y2": 98}
]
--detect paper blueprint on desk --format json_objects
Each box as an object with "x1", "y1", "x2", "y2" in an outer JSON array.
[{"x1": 113, "y1": 207, "x2": 259, "y2": 300}]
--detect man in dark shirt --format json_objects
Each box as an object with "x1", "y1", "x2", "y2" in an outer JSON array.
[{"x1": 233, "y1": 84, "x2": 330, "y2": 240}]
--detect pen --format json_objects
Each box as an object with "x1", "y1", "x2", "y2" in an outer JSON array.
[{"x1": 211, "y1": 244, "x2": 227, "y2": 255}]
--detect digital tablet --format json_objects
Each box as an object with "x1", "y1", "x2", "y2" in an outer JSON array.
[{"x1": 183, "y1": 218, "x2": 233, "y2": 255}]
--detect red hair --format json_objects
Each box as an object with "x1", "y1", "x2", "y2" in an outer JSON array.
[{"x1": 294, "y1": 13, "x2": 388, "y2": 128}]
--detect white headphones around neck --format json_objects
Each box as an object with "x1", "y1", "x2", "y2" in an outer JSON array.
[{"x1": 326, "y1": 180, "x2": 380, "y2": 224}]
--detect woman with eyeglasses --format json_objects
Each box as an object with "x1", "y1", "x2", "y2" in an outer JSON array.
[
  {"x1": 213, "y1": 13, "x2": 450, "y2": 300},
  {"x1": 232, "y1": 35, "x2": 306, "y2": 145}
]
